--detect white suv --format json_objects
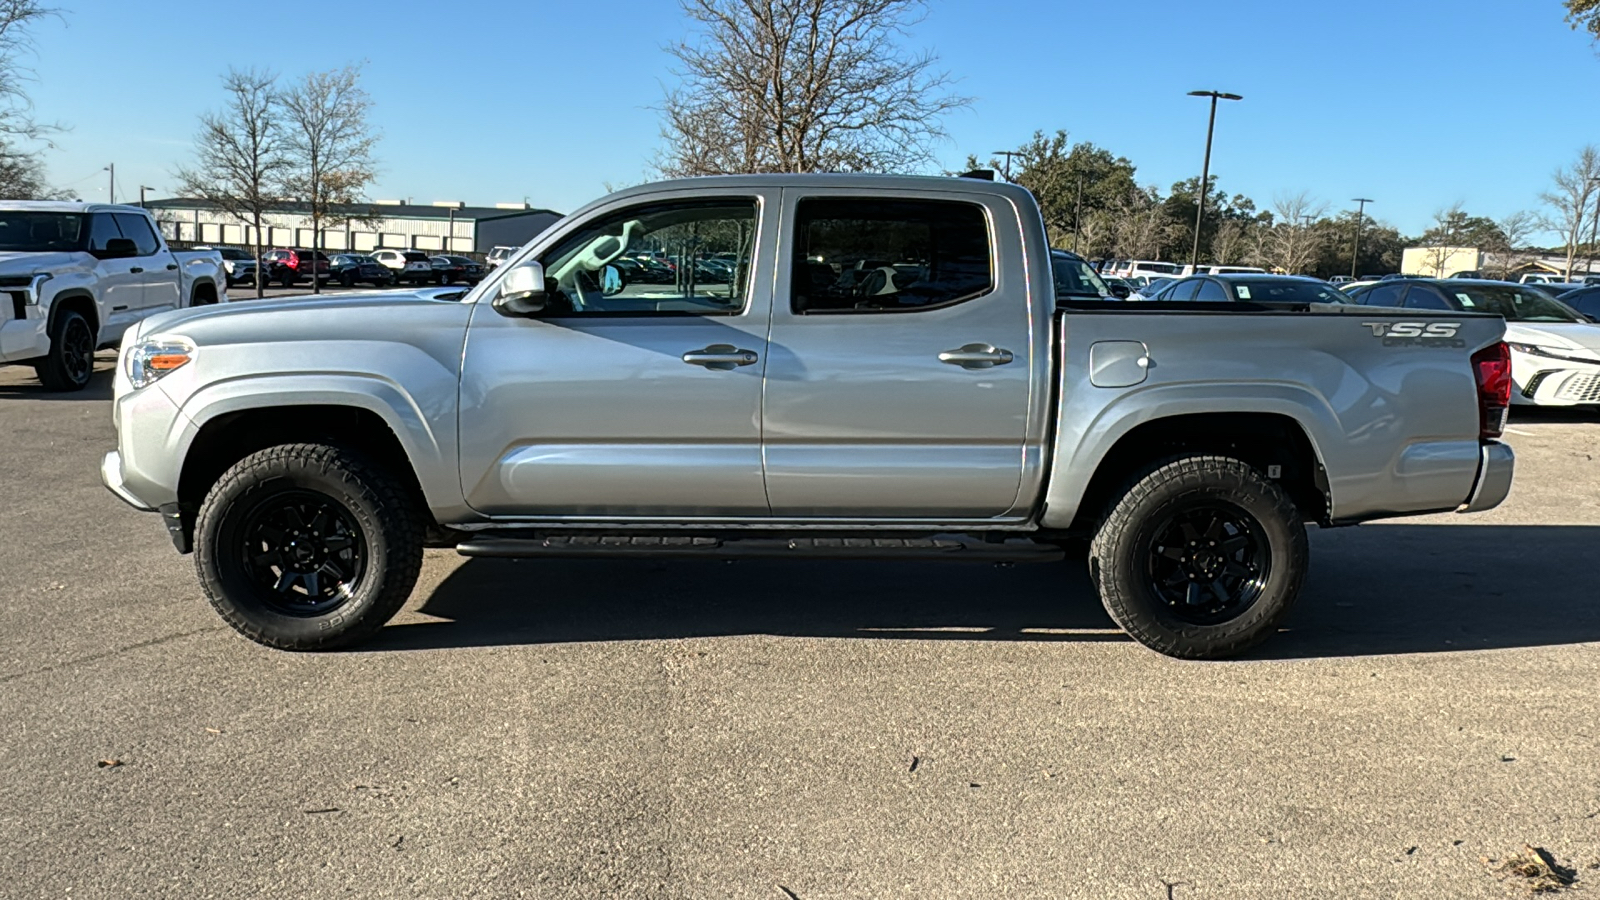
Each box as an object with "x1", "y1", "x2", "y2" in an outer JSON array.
[
  {"x1": 486, "y1": 246, "x2": 517, "y2": 270},
  {"x1": 371, "y1": 249, "x2": 433, "y2": 284}
]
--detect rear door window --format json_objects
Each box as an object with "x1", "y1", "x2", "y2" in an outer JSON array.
[
  {"x1": 1360, "y1": 283, "x2": 1406, "y2": 307},
  {"x1": 791, "y1": 197, "x2": 992, "y2": 314},
  {"x1": 1165, "y1": 279, "x2": 1201, "y2": 301},
  {"x1": 1400, "y1": 285, "x2": 1453, "y2": 310},
  {"x1": 1194, "y1": 279, "x2": 1229, "y2": 301}
]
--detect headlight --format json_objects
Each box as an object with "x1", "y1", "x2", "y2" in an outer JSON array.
[
  {"x1": 125, "y1": 338, "x2": 195, "y2": 389},
  {"x1": 1506, "y1": 342, "x2": 1600, "y2": 365}
]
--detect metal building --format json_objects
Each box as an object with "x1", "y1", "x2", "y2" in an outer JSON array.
[{"x1": 144, "y1": 198, "x2": 564, "y2": 256}]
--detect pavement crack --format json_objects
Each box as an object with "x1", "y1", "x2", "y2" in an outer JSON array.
[{"x1": 0, "y1": 625, "x2": 225, "y2": 684}]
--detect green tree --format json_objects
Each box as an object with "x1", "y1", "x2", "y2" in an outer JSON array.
[{"x1": 979, "y1": 131, "x2": 1139, "y2": 251}]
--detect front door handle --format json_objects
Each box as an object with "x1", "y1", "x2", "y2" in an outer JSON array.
[
  {"x1": 939, "y1": 343, "x2": 1014, "y2": 369},
  {"x1": 165, "y1": 263, "x2": 179, "y2": 270},
  {"x1": 682, "y1": 344, "x2": 759, "y2": 370},
  {"x1": 129, "y1": 266, "x2": 145, "y2": 274}
]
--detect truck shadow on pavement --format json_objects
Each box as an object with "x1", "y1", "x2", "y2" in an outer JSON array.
[
  {"x1": 0, "y1": 358, "x2": 116, "y2": 401},
  {"x1": 372, "y1": 524, "x2": 1600, "y2": 660}
]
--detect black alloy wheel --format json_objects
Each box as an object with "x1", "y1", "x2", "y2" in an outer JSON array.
[
  {"x1": 235, "y1": 490, "x2": 367, "y2": 617},
  {"x1": 341, "y1": 271, "x2": 355, "y2": 287},
  {"x1": 1145, "y1": 502, "x2": 1270, "y2": 625},
  {"x1": 35, "y1": 309, "x2": 95, "y2": 390}
]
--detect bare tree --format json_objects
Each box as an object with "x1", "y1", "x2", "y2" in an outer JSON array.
[
  {"x1": 279, "y1": 65, "x2": 379, "y2": 294},
  {"x1": 1253, "y1": 193, "x2": 1326, "y2": 274},
  {"x1": 1210, "y1": 218, "x2": 1252, "y2": 266},
  {"x1": 1112, "y1": 188, "x2": 1166, "y2": 260},
  {"x1": 1418, "y1": 202, "x2": 1471, "y2": 277},
  {"x1": 658, "y1": 0, "x2": 968, "y2": 176},
  {"x1": 173, "y1": 69, "x2": 289, "y2": 299},
  {"x1": 0, "y1": 141, "x2": 54, "y2": 197},
  {"x1": 1489, "y1": 210, "x2": 1540, "y2": 277},
  {"x1": 0, "y1": 0, "x2": 60, "y2": 143},
  {"x1": 1539, "y1": 146, "x2": 1600, "y2": 280}
]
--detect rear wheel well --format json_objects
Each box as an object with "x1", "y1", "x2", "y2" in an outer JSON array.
[
  {"x1": 1065, "y1": 413, "x2": 1329, "y2": 533},
  {"x1": 177, "y1": 405, "x2": 435, "y2": 542}
]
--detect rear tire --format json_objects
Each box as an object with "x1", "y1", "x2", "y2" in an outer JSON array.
[
  {"x1": 341, "y1": 272, "x2": 355, "y2": 288},
  {"x1": 193, "y1": 444, "x2": 425, "y2": 651},
  {"x1": 34, "y1": 309, "x2": 95, "y2": 391},
  {"x1": 1089, "y1": 455, "x2": 1307, "y2": 660}
]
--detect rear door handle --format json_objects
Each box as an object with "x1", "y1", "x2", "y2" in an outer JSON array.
[
  {"x1": 682, "y1": 344, "x2": 759, "y2": 370},
  {"x1": 165, "y1": 263, "x2": 179, "y2": 270},
  {"x1": 129, "y1": 267, "x2": 144, "y2": 274},
  {"x1": 939, "y1": 343, "x2": 1014, "y2": 369}
]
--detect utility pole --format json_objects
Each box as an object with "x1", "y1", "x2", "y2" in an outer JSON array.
[
  {"x1": 992, "y1": 150, "x2": 1022, "y2": 182},
  {"x1": 1351, "y1": 198, "x2": 1373, "y2": 278},
  {"x1": 1073, "y1": 176, "x2": 1084, "y2": 254},
  {"x1": 1187, "y1": 90, "x2": 1243, "y2": 268}
]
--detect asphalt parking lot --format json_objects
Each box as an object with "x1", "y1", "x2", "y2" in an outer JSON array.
[{"x1": 1, "y1": 357, "x2": 1597, "y2": 899}]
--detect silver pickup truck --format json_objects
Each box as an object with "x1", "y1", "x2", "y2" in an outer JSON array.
[{"x1": 100, "y1": 175, "x2": 1515, "y2": 659}]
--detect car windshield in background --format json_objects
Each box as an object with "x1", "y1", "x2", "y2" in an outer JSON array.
[
  {"x1": 1228, "y1": 279, "x2": 1348, "y2": 304},
  {"x1": 0, "y1": 212, "x2": 86, "y2": 252},
  {"x1": 1451, "y1": 284, "x2": 1584, "y2": 323},
  {"x1": 1052, "y1": 253, "x2": 1110, "y2": 298},
  {"x1": 216, "y1": 248, "x2": 252, "y2": 261}
]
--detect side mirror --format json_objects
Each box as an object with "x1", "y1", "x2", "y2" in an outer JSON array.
[
  {"x1": 600, "y1": 263, "x2": 626, "y2": 296},
  {"x1": 493, "y1": 261, "x2": 547, "y2": 317},
  {"x1": 1108, "y1": 283, "x2": 1130, "y2": 299},
  {"x1": 103, "y1": 238, "x2": 138, "y2": 259}
]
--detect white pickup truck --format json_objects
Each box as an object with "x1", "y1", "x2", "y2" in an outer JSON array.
[{"x1": 0, "y1": 202, "x2": 227, "y2": 390}]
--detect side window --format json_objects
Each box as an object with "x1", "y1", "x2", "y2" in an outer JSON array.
[
  {"x1": 1165, "y1": 279, "x2": 1201, "y2": 301},
  {"x1": 1401, "y1": 285, "x2": 1451, "y2": 310},
  {"x1": 1571, "y1": 292, "x2": 1600, "y2": 318},
  {"x1": 1361, "y1": 283, "x2": 1406, "y2": 307},
  {"x1": 111, "y1": 213, "x2": 161, "y2": 256},
  {"x1": 1194, "y1": 279, "x2": 1229, "y2": 301},
  {"x1": 791, "y1": 197, "x2": 992, "y2": 314},
  {"x1": 537, "y1": 198, "x2": 756, "y2": 316},
  {"x1": 86, "y1": 213, "x2": 122, "y2": 256}
]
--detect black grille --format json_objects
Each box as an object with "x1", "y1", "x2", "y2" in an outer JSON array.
[{"x1": 7, "y1": 290, "x2": 23, "y2": 321}]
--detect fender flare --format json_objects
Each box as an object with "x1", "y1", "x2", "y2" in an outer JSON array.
[{"x1": 1039, "y1": 381, "x2": 1340, "y2": 529}]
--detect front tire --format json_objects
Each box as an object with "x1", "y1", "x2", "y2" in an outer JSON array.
[
  {"x1": 34, "y1": 309, "x2": 95, "y2": 391},
  {"x1": 193, "y1": 444, "x2": 425, "y2": 650},
  {"x1": 1089, "y1": 455, "x2": 1308, "y2": 660}
]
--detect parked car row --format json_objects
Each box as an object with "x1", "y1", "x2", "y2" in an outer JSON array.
[{"x1": 191, "y1": 246, "x2": 494, "y2": 289}]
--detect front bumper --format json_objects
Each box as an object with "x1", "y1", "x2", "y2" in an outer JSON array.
[
  {"x1": 1511, "y1": 355, "x2": 1600, "y2": 406},
  {"x1": 101, "y1": 449, "x2": 156, "y2": 511},
  {"x1": 0, "y1": 313, "x2": 48, "y2": 364},
  {"x1": 1460, "y1": 441, "x2": 1514, "y2": 513}
]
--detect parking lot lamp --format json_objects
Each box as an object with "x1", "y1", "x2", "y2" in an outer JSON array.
[
  {"x1": 1187, "y1": 91, "x2": 1243, "y2": 268},
  {"x1": 992, "y1": 150, "x2": 1021, "y2": 182},
  {"x1": 1351, "y1": 198, "x2": 1373, "y2": 278}
]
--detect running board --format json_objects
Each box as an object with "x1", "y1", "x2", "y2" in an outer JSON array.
[{"x1": 456, "y1": 534, "x2": 1065, "y2": 563}]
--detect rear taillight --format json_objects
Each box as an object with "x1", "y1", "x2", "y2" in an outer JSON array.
[
  {"x1": 1471, "y1": 341, "x2": 1512, "y2": 440},
  {"x1": 286, "y1": 254, "x2": 300, "y2": 269}
]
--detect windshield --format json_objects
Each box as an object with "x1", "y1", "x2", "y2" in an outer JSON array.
[
  {"x1": 1228, "y1": 279, "x2": 1349, "y2": 304},
  {"x1": 1052, "y1": 253, "x2": 1110, "y2": 298},
  {"x1": 0, "y1": 212, "x2": 86, "y2": 252},
  {"x1": 1451, "y1": 284, "x2": 1584, "y2": 322},
  {"x1": 217, "y1": 248, "x2": 252, "y2": 260}
]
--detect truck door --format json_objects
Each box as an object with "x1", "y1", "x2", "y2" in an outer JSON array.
[
  {"x1": 762, "y1": 191, "x2": 1034, "y2": 518},
  {"x1": 84, "y1": 212, "x2": 144, "y2": 341},
  {"x1": 111, "y1": 213, "x2": 180, "y2": 312},
  {"x1": 458, "y1": 190, "x2": 777, "y2": 518}
]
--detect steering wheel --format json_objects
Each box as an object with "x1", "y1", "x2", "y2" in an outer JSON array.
[{"x1": 552, "y1": 220, "x2": 642, "y2": 311}]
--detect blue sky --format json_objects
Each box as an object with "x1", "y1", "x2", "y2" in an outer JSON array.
[{"x1": 25, "y1": 0, "x2": 1600, "y2": 239}]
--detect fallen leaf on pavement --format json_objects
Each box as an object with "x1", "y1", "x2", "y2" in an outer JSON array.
[
  {"x1": 1486, "y1": 844, "x2": 1578, "y2": 893},
  {"x1": 97, "y1": 759, "x2": 122, "y2": 768}
]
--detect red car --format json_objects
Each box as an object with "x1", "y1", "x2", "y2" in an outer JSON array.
[{"x1": 261, "y1": 249, "x2": 332, "y2": 287}]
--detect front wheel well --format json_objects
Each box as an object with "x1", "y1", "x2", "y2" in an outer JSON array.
[
  {"x1": 191, "y1": 281, "x2": 218, "y2": 306},
  {"x1": 1064, "y1": 412, "x2": 1330, "y2": 533},
  {"x1": 176, "y1": 405, "x2": 435, "y2": 546},
  {"x1": 49, "y1": 292, "x2": 99, "y2": 342}
]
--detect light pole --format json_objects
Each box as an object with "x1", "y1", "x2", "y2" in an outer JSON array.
[
  {"x1": 104, "y1": 163, "x2": 115, "y2": 204},
  {"x1": 992, "y1": 150, "x2": 1022, "y2": 182},
  {"x1": 1187, "y1": 90, "x2": 1242, "y2": 269},
  {"x1": 1351, "y1": 198, "x2": 1374, "y2": 278},
  {"x1": 139, "y1": 186, "x2": 155, "y2": 209}
]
